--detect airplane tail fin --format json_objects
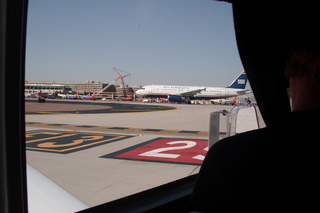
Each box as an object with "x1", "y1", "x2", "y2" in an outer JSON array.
[
  {"x1": 227, "y1": 71, "x2": 248, "y2": 89},
  {"x1": 233, "y1": 96, "x2": 237, "y2": 102}
]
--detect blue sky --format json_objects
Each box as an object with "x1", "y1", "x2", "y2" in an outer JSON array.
[{"x1": 26, "y1": 0, "x2": 244, "y2": 87}]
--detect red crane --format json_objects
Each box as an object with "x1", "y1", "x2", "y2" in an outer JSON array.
[
  {"x1": 96, "y1": 68, "x2": 131, "y2": 98},
  {"x1": 113, "y1": 68, "x2": 131, "y2": 98}
]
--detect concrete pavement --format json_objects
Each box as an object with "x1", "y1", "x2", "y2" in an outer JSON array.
[{"x1": 25, "y1": 100, "x2": 234, "y2": 207}]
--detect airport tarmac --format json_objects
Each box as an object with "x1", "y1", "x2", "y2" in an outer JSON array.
[{"x1": 25, "y1": 99, "x2": 234, "y2": 207}]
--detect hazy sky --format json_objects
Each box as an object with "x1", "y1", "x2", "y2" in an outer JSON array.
[{"x1": 26, "y1": 0, "x2": 244, "y2": 87}]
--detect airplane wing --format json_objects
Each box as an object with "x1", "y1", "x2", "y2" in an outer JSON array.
[
  {"x1": 27, "y1": 164, "x2": 88, "y2": 212},
  {"x1": 176, "y1": 88, "x2": 206, "y2": 97}
]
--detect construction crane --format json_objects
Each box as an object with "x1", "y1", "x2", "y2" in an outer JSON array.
[
  {"x1": 113, "y1": 68, "x2": 131, "y2": 98},
  {"x1": 96, "y1": 68, "x2": 131, "y2": 97}
]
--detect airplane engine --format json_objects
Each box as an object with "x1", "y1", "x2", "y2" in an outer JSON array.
[{"x1": 168, "y1": 95, "x2": 184, "y2": 102}]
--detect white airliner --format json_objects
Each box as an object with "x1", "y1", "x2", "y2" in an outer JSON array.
[{"x1": 136, "y1": 71, "x2": 250, "y2": 102}]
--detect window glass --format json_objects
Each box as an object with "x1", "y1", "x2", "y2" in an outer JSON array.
[{"x1": 25, "y1": 0, "x2": 250, "y2": 208}]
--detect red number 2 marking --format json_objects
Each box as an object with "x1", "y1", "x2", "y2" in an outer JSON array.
[{"x1": 139, "y1": 141, "x2": 206, "y2": 159}]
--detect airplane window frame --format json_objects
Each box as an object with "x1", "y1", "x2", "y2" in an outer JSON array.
[{"x1": 0, "y1": 0, "x2": 29, "y2": 212}]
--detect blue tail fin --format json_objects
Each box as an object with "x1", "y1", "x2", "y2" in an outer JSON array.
[{"x1": 226, "y1": 71, "x2": 248, "y2": 89}]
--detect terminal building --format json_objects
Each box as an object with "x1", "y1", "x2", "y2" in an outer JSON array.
[
  {"x1": 25, "y1": 83, "x2": 71, "y2": 94},
  {"x1": 25, "y1": 81, "x2": 141, "y2": 99}
]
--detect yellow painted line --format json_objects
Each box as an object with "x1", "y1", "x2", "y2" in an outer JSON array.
[
  {"x1": 36, "y1": 112, "x2": 76, "y2": 115},
  {"x1": 28, "y1": 136, "x2": 127, "y2": 153},
  {"x1": 26, "y1": 133, "x2": 76, "y2": 143},
  {"x1": 61, "y1": 135, "x2": 126, "y2": 152},
  {"x1": 26, "y1": 147, "x2": 66, "y2": 152},
  {"x1": 26, "y1": 130, "x2": 131, "y2": 153}
]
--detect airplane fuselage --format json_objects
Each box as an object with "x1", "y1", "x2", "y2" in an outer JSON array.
[{"x1": 136, "y1": 85, "x2": 247, "y2": 100}]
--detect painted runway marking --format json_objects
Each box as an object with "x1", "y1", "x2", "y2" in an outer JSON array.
[
  {"x1": 26, "y1": 130, "x2": 132, "y2": 154},
  {"x1": 108, "y1": 127, "x2": 129, "y2": 130},
  {"x1": 25, "y1": 122, "x2": 214, "y2": 137},
  {"x1": 101, "y1": 138, "x2": 209, "y2": 165}
]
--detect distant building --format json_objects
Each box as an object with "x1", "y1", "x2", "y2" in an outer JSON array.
[
  {"x1": 68, "y1": 81, "x2": 110, "y2": 94},
  {"x1": 24, "y1": 82, "x2": 71, "y2": 94},
  {"x1": 25, "y1": 81, "x2": 141, "y2": 99}
]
